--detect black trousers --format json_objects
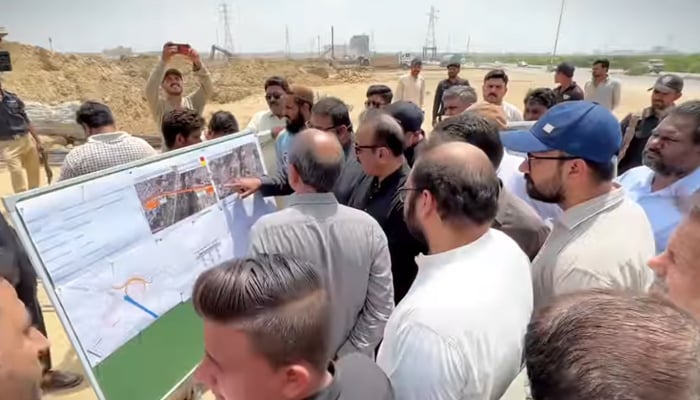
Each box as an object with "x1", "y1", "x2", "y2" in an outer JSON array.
[{"x1": 14, "y1": 248, "x2": 52, "y2": 371}]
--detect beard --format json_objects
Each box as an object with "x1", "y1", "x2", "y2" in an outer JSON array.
[
  {"x1": 524, "y1": 173, "x2": 565, "y2": 204},
  {"x1": 642, "y1": 151, "x2": 686, "y2": 177},
  {"x1": 404, "y1": 195, "x2": 428, "y2": 247},
  {"x1": 286, "y1": 113, "x2": 306, "y2": 134}
]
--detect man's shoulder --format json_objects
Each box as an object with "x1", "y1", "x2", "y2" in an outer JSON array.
[
  {"x1": 336, "y1": 353, "x2": 393, "y2": 400},
  {"x1": 499, "y1": 189, "x2": 548, "y2": 229},
  {"x1": 617, "y1": 166, "x2": 653, "y2": 187},
  {"x1": 336, "y1": 204, "x2": 384, "y2": 228}
]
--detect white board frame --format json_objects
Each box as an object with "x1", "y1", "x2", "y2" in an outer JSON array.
[{"x1": 3, "y1": 128, "x2": 272, "y2": 400}]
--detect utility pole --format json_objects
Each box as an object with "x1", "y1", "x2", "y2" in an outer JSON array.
[
  {"x1": 550, "y1": 0, "x2": 566, "y2": 67},
  {"x1": 219, "y1": 2, "x2": 235, "y2": 53},
  {"x1": 317, "y1": 35, "x2": 321, "y2": 57},
  {"x1": 285, "y1": 25, "x2": 291, "y2": 58},
  {"x1": 370, "y1": 31, "x2": 375, "y2": 55},
  {"x1": 423, "y1": 6, "x2": 439, "y2": 61},
  {"x1": 331, "y1": 26, "x2": 335, "y2": 59}
]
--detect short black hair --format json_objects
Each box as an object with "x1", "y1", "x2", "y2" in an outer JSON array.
[
  {"x1": 162, "y1": 109, "x2": 205, "y2": 148},
  {"x1": 208, "y1": 111, "x2": 239, "y2": 138},
  {"x1": 430, "y1": 113, "x2": 504, "y2": 168},
  {"x1": 412, "y1": 145, "x2": 500, "y2": 226},
  {"x1": 366, "y1": 84, "x2": 393, "y2": 104},
  {"x1": 75, "y1": 101, "x2": 115, "y2": 128},
  {"x1": 311, "y1": 97, "x2": 352, "y2": 130},
  {"x1": 193, "y1": 254, "x2": 330, "y2": 371},
  {"x1": 593, "y1": 59, "x2": 610, "y2": 69},
  {"x1": 365, "y1": 113, "x2": 405, "y2": 156},
  {"x1": 484, "y1": 69, "x2": 509, "y2": 84},
  {"x1": 669, "y1": 100, "x2": 700, "y2": 144},
  {"x1": 585, "y1": 160, "x2": 616, "y2": 182},
  {"x1": 524, "y1": 88, "x2": 557, "y2": 109},
  {"x1": 264, "y1": 76, "x2": 291, "y2": 92}
]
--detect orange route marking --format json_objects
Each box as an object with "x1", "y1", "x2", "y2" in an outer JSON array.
[
  {"x1": 112, "y1": 277, "x2": 150, "y2": 296},
  {"x1": 142, "y1": 184, "x2": 216, "y2": 211}
]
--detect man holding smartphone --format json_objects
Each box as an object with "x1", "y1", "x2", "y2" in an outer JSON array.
[{"x1": 144, "y1": 42, "x2": 214, "y2": 138}]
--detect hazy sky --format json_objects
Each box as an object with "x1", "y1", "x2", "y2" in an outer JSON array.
[{"x1": 3, "y1": 0, "x2": 699, "y2": 54}]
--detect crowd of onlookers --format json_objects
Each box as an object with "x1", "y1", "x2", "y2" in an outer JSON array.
[{"x1": 1, "y1": 39, "x2": 700, "y2": 400}]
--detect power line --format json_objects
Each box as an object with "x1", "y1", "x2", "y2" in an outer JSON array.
[
  {"x1": 550, "y1": 0, "x2": 566, "y2": 66},
  {"x1": 219, "y1": 2, "x2": 235, "y2": 53}
]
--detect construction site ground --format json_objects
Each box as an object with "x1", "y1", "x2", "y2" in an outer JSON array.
[{"x1": 1, "y1": 44, "x2": 700, "y2": 400}]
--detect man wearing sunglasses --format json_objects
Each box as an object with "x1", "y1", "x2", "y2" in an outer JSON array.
[
  {"x1": 501, "y1": 101, "x2": 655, "y2": 310},
  {"x1": 245, "y1": 76, "x2": 289, "y2": 139}
]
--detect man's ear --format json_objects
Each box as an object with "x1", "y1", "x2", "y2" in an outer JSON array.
[
  {"x1": 280, "y1": 364, "x2": 312, "y2": 399},
  {"x1": 288, "y1": 163, "x2": 301, "y2": 186}
]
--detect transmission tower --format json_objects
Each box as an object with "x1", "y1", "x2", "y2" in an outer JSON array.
[
  {"x1": 423, "y1": 6, "x2": 438, "y2": 61},
  {"x1": 219, "y1": 2, "x2": 235, "y2": 53}
]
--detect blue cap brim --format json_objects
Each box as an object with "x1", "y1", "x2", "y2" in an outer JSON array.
[{"x1": 500, "y1": 129, "x2": 553, "y2": 154}]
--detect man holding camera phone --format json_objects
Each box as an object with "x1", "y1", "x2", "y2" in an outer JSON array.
[{"x1": 144, "y1": 42, "x2": 213, "y2": 140}]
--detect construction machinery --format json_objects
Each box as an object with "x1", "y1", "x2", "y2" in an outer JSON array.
[{"x1": 209, "y1": 45, "x2": 234, "y2": 60}]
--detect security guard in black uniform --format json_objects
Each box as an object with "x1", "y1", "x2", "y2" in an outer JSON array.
[{"x1": 431, "y1": 55, "x2": 470, "y2": 126}]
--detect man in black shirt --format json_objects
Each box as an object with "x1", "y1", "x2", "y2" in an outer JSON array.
[
  {"x1": 552, "y1": 62, "x2": 584, "y2": 103},
  {"x1": 192, "y1": 254, "x2": 393, "y2": 400},
  {"x1": 384, "y1": 101, "x2": 425, "y2": 167},
  {"x1": 349, "y1": 113, "x2": 427, "y2": 303},
  {"x1": 432, "y1": 56, "x2": 470, "y2": 126},
  {"x1": 232, "y1": 96, "x2": 365, "y2": 205},
  {"x1": 618, "y1": 74, "x2": 683, "y2": 174}
]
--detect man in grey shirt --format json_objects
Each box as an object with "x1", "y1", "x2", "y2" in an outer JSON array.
[{"x1": 248, "y1": 128, "x2": 394, "y2": 358}]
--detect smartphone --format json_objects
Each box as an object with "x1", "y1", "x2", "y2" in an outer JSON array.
[
  {"x1": 171, "y1": 43, "x2": 191, "y2": 55},
  {"x1": 0, "y1": 51, "x2": 11, "y2": 72}
]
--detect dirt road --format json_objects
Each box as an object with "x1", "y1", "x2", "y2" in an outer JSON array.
[{"x1": 5, "y1": 66, "x2": 700, "y2": 400}]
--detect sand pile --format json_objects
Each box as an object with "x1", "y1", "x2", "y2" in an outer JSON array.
[{"x1": 0, "y1": 42, "x2": 372, "y2": 134}]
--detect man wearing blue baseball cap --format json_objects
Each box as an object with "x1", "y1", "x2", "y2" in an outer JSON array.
[{"x1": 501, "y1": 101, "x2": 655, "y2": 309}]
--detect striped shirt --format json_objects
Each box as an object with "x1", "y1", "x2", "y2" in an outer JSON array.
[
  {"x1": 58, "y1": 132, "x2": 157, "y2": 181},
  {"x1": 249, "y1": 192, "x2": 394, "y2": 357}
]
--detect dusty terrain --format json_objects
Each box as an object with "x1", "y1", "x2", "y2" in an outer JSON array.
[
  {"x1": 1, "y1": 44, "x2": 700, "y2": 400},
  {"x1": 0, "y1": 41, "x2": 370, "y2": 135}
]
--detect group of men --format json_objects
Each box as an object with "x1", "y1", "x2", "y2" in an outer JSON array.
[{"x1": 2, "y1": 37, "x2": 700, "y2": 400}]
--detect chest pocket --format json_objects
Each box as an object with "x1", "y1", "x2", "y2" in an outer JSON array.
[{"x1": 3, "y1": 97, "x2": 24, "y2": 116}]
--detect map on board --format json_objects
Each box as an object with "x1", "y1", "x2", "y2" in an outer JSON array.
[{"x1": 15, "y1": 134, "x2": 276, "y2": 367}]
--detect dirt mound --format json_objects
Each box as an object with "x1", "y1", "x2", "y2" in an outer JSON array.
[{"x1": 0, "y1": 42, "x2": 372, "y2": 134}]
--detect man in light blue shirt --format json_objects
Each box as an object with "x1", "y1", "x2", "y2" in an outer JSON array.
[
  {"x1": 230, "y1": 85, "x2": 314, "y2": 198},
  {"x1": 619, "y1": 100, "x2": 700, "y2": 253}
]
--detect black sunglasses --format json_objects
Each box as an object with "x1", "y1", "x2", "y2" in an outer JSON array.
[{"x1": 265, "y1": 93, "x2": 283, "y2": 101}]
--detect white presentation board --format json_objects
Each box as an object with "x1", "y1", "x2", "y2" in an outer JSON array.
[{"x1": 6, "y1": 132, "x2": 277, "y2": 370}]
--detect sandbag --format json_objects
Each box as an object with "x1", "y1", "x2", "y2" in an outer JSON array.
[{"x1": 23, "y1": 101, "x2": 85, "y2": 139}]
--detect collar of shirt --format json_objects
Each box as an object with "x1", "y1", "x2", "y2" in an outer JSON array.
[
  {"x1": 493, "y1": 180, "x2": 509, "y2": 226},
  {"x1": 558, "y1": 187, "x2": 625, "y2": 231},
  {"x1": 304, "y1": 364, "x2": 341, "y2": 400},
  {"x1": 372, "y1": 163, "x2": 409, "y2": 193},
  {"x1": 415, "y1": 230, "x2": 493, "y2": 272},
  {"x1": 287, "y1": 192, "x2": 338, "y2": 207},
  {"x1": 87, "y1": 131, "x2": 132, "y2": 144},
  {"x1": 636, "y1": 166, "x2": 700, "y2": 197}
]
